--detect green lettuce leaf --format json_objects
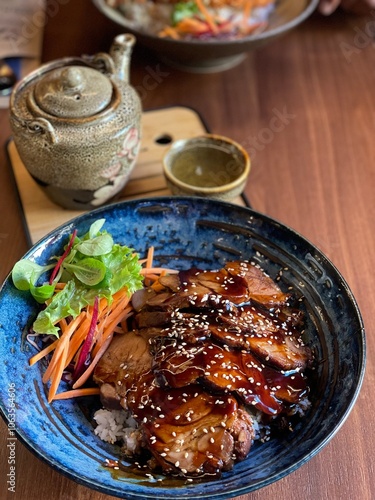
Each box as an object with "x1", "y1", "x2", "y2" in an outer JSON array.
[
  {"x1": 100, "y1": 244, "x2": 143, "y2": 295},
  {"x1": 13, "y1": 218, "x2": 145, "y2": 337},
  {"x1": 33, "y1": 280, "x2": 98, "y2": 336},
  {"x1": 172, "y1": 1, "x2": 199, "y2": 25}
]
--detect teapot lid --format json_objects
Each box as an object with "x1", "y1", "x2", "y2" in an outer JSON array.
[{"x1": 34, "y1": 65, "x2": 113, "y2": 118}]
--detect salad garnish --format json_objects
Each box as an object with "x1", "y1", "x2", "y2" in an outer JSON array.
[
  {"x1": 12, "y1": 219, "x2": 143, "y2": 337},
  {"x1": 11, "y1": 219, "x2": 157, "y2": 403}
]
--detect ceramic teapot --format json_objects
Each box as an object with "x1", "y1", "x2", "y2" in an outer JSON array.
[{"x1": 10, "y1": 34, "x2": 142, "y2": 210}]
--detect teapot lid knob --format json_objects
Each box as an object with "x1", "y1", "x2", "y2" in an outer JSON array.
[
  {"x1": 34, "y1": 65, "x2": 113, "y2": 118},
  {"x1": 61, "y1": 67, "x2": 84, "y2": 90}
]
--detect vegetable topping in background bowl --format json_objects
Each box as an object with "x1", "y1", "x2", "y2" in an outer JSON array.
[
  {"x1": 93, "y1": 0, "x2": 319, "y2": 72},
  {"x1": 106, "y1": 0, "x2": 276, "y2": 41}
]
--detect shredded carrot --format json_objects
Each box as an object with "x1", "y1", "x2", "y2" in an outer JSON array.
[
  {"x1": 29, "y1": 246, "x2": 180, "y2": 403},
  {"x1": 242, "y1": 0, "x2": 254, "y2": 31},
  {"x1": 159, "y1": 26, "x2": 181, "y2": 40},
  {"x1": 150, "y1": 270, "x2": 167, "y2": 292},
  {"x1": 141, "y1": 267, "x2": 179, "y2": 276},
  {"x1": 72, "y1": 334, "x2": 114, "y2": 389},
  {"x1": 54, "y1": 282, "x2": 66, "y2": 290},
  {"x1": 47, "y1": 340, "x2": 69, "y2": 403},
  {"x1": 144, "y1": 246, "x2": 154, "y2": 286},
  {"x1": 29, "y1": 338, "x2": 59, "y2": 366},
  {"x1": 52, "y1": 387, "x2": 101, "y2": 400},
  {"x1": 59, "y1": 318, "x2": 69, "y2": 333},
  {"x1": 145, "y1": 246, "x2": 154, "y2": 269},
  {"x1": 41, "y1": 292, "x2": 129, "y2": 397},
  {"x1": 29, "y1": 310, "x2": 87, "y2": 368},
  {"x1": 141, "y1": 271, "x2": 177, "y2": 285},
  {"x1": 175, "y1": 17, "x2": 210, "y2": 35},
  {"x1": 65, "y1": 314, "x2": 92, "y2": 367},
  {"x1": 157, "y1": 0, "x2": 275, "y2": 39},
  {"x1": 91, "y1": 302, "x2": 132, "y2": 359},
  {"x1": 151, "y1": 282, "x2": 166, "y2": 292},
  {"x1": 42, "y1": 313, "x2": 85, "y2": 384},
  {"x1": 195, "y1": 0, "x2": 218, "y2": 34}
]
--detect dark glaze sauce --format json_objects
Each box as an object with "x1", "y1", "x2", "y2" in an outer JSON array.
[
  {"x1": 95, "y1": 261, "x2": 315, "y2": 481},
  {"x1": 103, "y1": 458, "x2": 217, "y2": 486},
  {"x1": 154, "y1": 340, "x2": 309, "y2": 415}
]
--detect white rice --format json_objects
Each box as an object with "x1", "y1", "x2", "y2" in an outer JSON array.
[{"x1": 93, "y1": 408, "x2": 141, "y2": 454}]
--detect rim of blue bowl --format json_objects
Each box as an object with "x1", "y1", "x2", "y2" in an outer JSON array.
[{"x1": 0, "y1": 196, "x2": 366, "y2": 499}]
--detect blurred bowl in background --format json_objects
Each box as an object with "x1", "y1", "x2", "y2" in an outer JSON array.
[{"x1": 93, "y1": 0, "x2": 319, "y2": 73}]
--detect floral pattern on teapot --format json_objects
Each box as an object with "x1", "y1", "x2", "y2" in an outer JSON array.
[
  {"x1": 10, "y1": 33, "x2": 142, "y2": 210},
  {"x1": 91, "y1": 127, "x2": 140, "y2": 207}
]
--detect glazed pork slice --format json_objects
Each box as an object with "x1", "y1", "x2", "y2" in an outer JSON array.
[
  {"x1": 224, "y1": 261, "x2": 291, "y2": 306},
  {"x1": 210, "y1": 305, "x2": 312, "y2": 371},
  {"x1": 152, "y1": 339, "x2": 308, "y2": 415},
  {"x1": 131, "y1": 275, "x2": 214, "y2": 312},
  {"x1": 181, "y1": 266, "x2": 250, "y2": 305},
  {"x1": 179, "y1": 262, "x2": 291, "y2": 307},
  {"x1": 144, "y1": 304, "x2": 312, "y2": 372},
  {"x1": 126, "y1": 373, "x2": 255, "y2": 477},
  {"x1": 93, "y1": 328, "x2": 160, "y2": 409},
  {"x1": 132, "y1": 261, "x2": 291, "y2": 313}
]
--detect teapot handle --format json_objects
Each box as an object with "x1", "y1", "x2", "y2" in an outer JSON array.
[
  {"x1": 23, "y1": 117, "x2": 57, "y2": 144},
  {"x1": 83, "y1": 53, "x2": 116, "y2": 76}
]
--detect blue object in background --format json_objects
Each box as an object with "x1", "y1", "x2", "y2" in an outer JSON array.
[
  {"x1": 0, "y1": 57, "x2": 21, "y2": 97},
  {"x1": 6, "y1": 57, "x2": 22, "y2": 77}
]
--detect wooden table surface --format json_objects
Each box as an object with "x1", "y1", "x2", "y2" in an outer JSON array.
[{"x1": 0, "y1": 2, "x2": 374, "y2": 499}]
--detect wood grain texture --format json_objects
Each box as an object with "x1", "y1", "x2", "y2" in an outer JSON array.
[{"x1": 0, "y1": 2, "x2": 374, "y2": 499}]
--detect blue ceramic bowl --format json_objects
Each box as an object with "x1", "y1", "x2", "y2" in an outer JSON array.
[{"x1": 0, "y1": 197, "x2": 365, "y2": 499}]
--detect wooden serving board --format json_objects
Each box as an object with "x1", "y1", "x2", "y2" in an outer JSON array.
[{"x1": 8, "y1": 106, "x2": 246, "y2": 244}]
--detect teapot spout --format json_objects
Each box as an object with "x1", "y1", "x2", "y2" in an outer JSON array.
[{"x1": 109, "y1": 33, "x2": 136, "y2": 83}]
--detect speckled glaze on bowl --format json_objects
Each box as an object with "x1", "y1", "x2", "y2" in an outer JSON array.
[
  {"x1": 163, "y1": 135, "x2": 250, "y2": 200},
  {"x1": 93, "y1": 0, "x2": 319, "y2": 73},
  {"x1": 0, "y1": 197, "x2": 365, "y2": 499}
]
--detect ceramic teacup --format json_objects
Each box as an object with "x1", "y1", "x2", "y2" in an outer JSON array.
[{"x1": 163, "y1": 134, "x2": 250, "y2": 201}]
